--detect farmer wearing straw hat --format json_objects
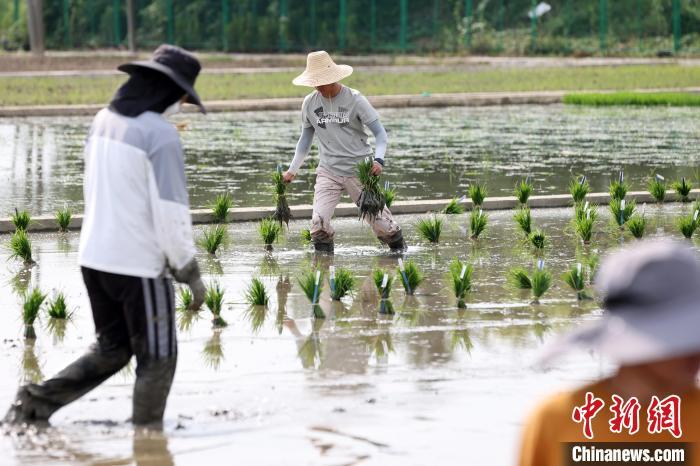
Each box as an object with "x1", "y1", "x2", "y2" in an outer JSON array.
[
  {"x1": 283, "y1": 51, "x2": 405, "y2": 253},
  {"x1": 4, "y1": 45, "x2": 206, "y2": 427},
  {"x1": 519, "y1": 240, "x2": 700, "y2": 466}
]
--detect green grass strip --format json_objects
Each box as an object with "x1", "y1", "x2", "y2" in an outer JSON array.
[{"x1": 564, "y1": 91, "x2": 700, "y2": 106}]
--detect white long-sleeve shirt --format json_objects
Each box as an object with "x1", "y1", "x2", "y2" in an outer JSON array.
[{"x1": 78, "y1": 108, "x2": 196, "y2": 278}]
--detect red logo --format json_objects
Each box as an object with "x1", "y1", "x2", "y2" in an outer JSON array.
[
  {"x1": 609, "y1": 394, "x2": 641, "y2": 435},
  {"x1": 647, "y1": 395, "x2": 682, "y2": 438},
  {"x1": 572, "y1": 392, "x2": 606, "y2": 439}
]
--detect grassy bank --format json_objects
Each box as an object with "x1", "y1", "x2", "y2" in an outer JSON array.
[
  {"x1": 3, "y1": 65, "x2": 700, "y2": 106},
  {"x1": 564, "y1": 91, "x2": 700, "y2": 106}
]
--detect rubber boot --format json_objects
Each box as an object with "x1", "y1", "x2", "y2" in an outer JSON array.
[
  {"x1": 313, "y1": 241, "x2": 334, "y2": 254},
  {"x1": 386, "y1": 231, "x2": 407, "y2": 252},
  {"x1": 132, "y1": 357, "x2": 177, "y2": 426}
]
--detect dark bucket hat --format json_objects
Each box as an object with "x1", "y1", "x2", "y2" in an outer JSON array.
[{"x1": 118, "y1": 44, "x2": 206, "y2": 114}]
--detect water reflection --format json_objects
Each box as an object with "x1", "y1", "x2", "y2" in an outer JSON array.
[
  {"x1": 202, "y1": 330, "x2": 224, "y2": 370},
  {"x1": 21, "y1": 339, "x2": 43, "y2": 384}
]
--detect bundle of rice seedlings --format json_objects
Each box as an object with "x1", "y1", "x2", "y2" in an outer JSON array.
[
  {"x1": 23, "y1": 288, "x2": 46, "y2": 339},
  {"x1": 373, "y1": 269, "x2": 394, "y2": 300},
  {"x1": 610, "y1": 198, "x2": 636, "y2": 227},
  {"x1": 205, "y1": 282, "x2": 227, "y2": 328},
  {"x1": 259, "y1": 217, "x2": 281, "y2": 250},
  {"x1": 382, "y1": 181, "x2": 396, "y2": 208},
  {"x1": 528, "y1": 229, "x2": 547, "y2": 250},
  {"x1": 245, "y1": 278, "x2": 269, "y2": 306},
  {"x1": 397, "y1": 258, "x2": 423, "y2": 295},
  {"x1": 609, "y1": 171, "x2": 629, "y2": 201},
  {"x1": 677, "y1": 210, "x2": 699, "y2": 239},
  {"x1": 271, "y1": 169, "x2": 292, "y2": 226},
  {"x1": 211, "y1": 192, "x2": 233, "y2": 223},
  {"x1": 417, "y1": 216, "x2": 443, "y2": 243},
  {"x1": 449, "y1": 257, "x2": 473, "y2": 309},
  {"x1": 627, "y1": 213, "x2": 646, "y2": 239},
  {"x1": 672, "y1": 177, "x2": 693, "y2": 203},
  {"x1": 514, "y1": 178, "x2": 533, "y2": 205},
  {"x1": 513, "y1": 207, "x2": 532, "y2": 236},
  {"x1": 177, "y1": 287, "x2": 193, "y2": 313},
  {"x1": 298, "y1": 269, "x2": 326, "y2": 319},
  {"x1": 11, "y1": 208, "x2": 31, "y2": 231},
  {"x1": 531, "y1": 261, "x2": 552, "y2": 303},
  {"x1": 587, "y1": 253, "x2": 600, "y2": 283},
  {"x1": 300, "y1": 228, "x2": 312, "y2": 245},
  {"x1": 329, "y1": 266, "x2": 355, "y2": 301},
  {"x1": 46, "y1": 292, "x2": 70, "y2": 319},
  {"x1": 574, "y1": 201, "x2": 598, "y2": 223},
  {"x1": 442, "y1": 198, "x2": 464, "y2": 215},
  {"x1": 198, "y1": 225, "x2": 226, "y2": 255},
  {"x1": 508, "y1": 267, "x2": 532, "y2": 289},
  {"x1": 574, "y1": 214, "x2": 595, "y2": 244},
  {"x1": 470, "y1": 208, "x2": 488, "y2": 239},
  {"x1": 563, "y1": 263, "x2": 590, "y2": 300},
  {"x1": 9, "y1": 229, "x2": 34, "y2": 265},
  {"x1": 356, "y1": 158, "x2": 385, "y2": 222},
  {"x1": 379, "y1": 299, "x2": 395, "y2": 315},
  {"x1": 648, "y1": 174, "x2": 666, "y2": 203},
  {"x1": 569, "y1": 176, "x2": 589, "y2": 204},
  {"x1": 468, "y1": 182, "x2": 487, "y2": 207},
  {"x1": 55, "y1": 207, "x2": 72, "y2": 232}
]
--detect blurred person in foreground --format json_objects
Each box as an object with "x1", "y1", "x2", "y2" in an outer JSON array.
[
  {"x1": 282, "y1": 51, "x2": 405, "y2": 254},
  {"x1": 4, "y1": 45, "x2": 206, "y2": 427},
  {"x1": 519, "y1": 239, "x2": 700, "y2": 466}
]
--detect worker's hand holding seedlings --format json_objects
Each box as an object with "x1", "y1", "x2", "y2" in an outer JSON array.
[{"x1": 171, "y1": 258, "x2": 206, "y2": 311}]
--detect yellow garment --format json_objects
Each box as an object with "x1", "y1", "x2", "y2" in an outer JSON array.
[{"x1": 519, "y1": 379, "x2": 700, "y2": 466}]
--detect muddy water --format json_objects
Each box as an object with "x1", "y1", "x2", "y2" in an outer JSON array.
[
  {"x1": 1, "y1": 205, "x2": 695, "y2": 465},
  {"x1": 2, "y1": 105, "x2": 700, "y2": 215}
]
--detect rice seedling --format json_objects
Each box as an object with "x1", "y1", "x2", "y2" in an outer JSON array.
[
  {"x1": 627, "y1": 213, "x2": 646, "y2": 239},
  {"x1": 298, "y1": 269, "x2": 326, "y2": 319},
  {"x1": 449, "y1": 257, "x2": 473, "y2": 309},
  {"x1": 513, "y1": 207, "x2": 532, "y2": 236},
  {"x1": 55, "y1": 206, "x2": 72, "y2": 232},
  {"x1": 356, "y1": 158, "x2": 385, "y2": 222},
  {"x1": 259, "y1": 217, "x2": 281, "y2": 250},
  {"x1": 531, "y1": 262, "x2": 552, "y2": 303},
  {"x1": 468, "y1": 182, "x2": 487, "y2": 207},
  {"x1": 46, "y1": 292, "x2": 70, "y2": 319},
  {"x1": 469, "y1": 208, "x2": 488, "y2": 239},
  {"x1": 609, "y1": 198, "x2": 636, "y2": 227},
  {"x1": 382, "y1": 181, "x2": 396, "y2": 208},
  {"x1": 11, "y1": 208, "x2": 31, "y2": 231},
  {"x1": 22, "y1": 288, "x2": 46, "y2": 339},
  {"x1": 8, "y1": 229, "x2": 34, "y2": 264},
  {"x1": 574, "y1": 201, "x2": 598, "y2": 223},
  {"x1": 198, "y1": 225, "x2": 226, "y2": 255},
  {"x1": 609, "y1": 171, "x2": 629, "y2": 201},
  {"x1": 677, "y1": 210, "x2": 699, "y2": 239},
  {"x1": 211, "y1": 192, "x2": 233, "y2": 223},
  {"x1": 441, "y1": 198, "x2": 464, "y2": 215},
  {"x1": 563, "y1": 263, "x2": 590, "y2": 300},
  {"x1": 417, "y1": 216, "x2": 443, "y2": 243},
  {"x1": 648, "y1": 174, "x2": 667, "y2": 203},
  {"x1": 514, "y1": 178, "x2": 533, "y2": 205},
  {"x1": 329, "y1": 266, "x2": 355, "y2": 301},
  {"x1": 672, "y1": 177, "x2": 693, "y2": 202},
  {"x1": 373, "y1": 269, "x2": 394, "y2": 300},
  {"x1": 271, "y1": 169, "x2": 292, "y2": 226},
  {"x1": 569, "y1": 176, "x2": 589, "y2": 204},
  {"x1": 245, "y1": 278, "x2": 269, "y2": 306},
  {"x1": 587, "y1": 253, "x2": 600, "y2": 283},
  {"x1": 397, "y1": 258, "x2": 423, "y2": 295},
  {"x1": 379, "y1": 299, "x2": 395, "y2": 315},
  {"x1": 528, "y1": 229, "x2": 547, "y2": 250},
  {"x1": 204, "y1": 282, "x2": 227, "y2": 328},
  {"x1": 177, "y1": 287, "x2": 193, "y2": 312},
  {"x1": 300, "y1": 228, "x2": 312, "y2": 245},
  {"x1": 508, "y1": 267, "x2": 532, "y2": 289}
]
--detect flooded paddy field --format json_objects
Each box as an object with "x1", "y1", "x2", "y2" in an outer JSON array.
[
  {"x1": 2, "y1": 104, "x2": 700, "y2": 215},
  {"x1": 1, "y1": 204, "x2": 696, "y2": 465}
]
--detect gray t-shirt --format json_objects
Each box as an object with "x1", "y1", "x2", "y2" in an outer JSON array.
[{"x1": 302, "y1": 86, "x2": 380, "y2": 177}]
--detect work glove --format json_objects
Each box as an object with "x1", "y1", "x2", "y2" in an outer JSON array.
[{"x1": 171, "y1": 258, "x2": 206, "y2": 312}]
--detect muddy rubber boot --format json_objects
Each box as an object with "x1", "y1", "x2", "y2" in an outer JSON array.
[
  {"x1": 387, "y1": 231, "x2": 407, "y2": 252},
  {"x1": 132, "y1": 357, "x2": 177, "y2": 426},
  {"x1": 3, "y1": 386, "x2": 61, "y2": 425},
  {"x1": 313, "y1": 241, "x2": 334, "y2": 254}
]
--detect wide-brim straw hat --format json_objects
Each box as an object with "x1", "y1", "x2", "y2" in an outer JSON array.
[
  {"x1": 539, "y1": 239, "x2": 700, "y2": 366},
  {"x1": 292, "y1": 51, "x2": 353, "y2": 87}
]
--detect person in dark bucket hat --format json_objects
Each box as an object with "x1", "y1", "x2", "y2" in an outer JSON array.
[
  {"x1": 519, "y1": 240, "x2": 700, "y2": 466},
  {"x1": 3, "y1": 45, "x2": 206, "y2": 427}
]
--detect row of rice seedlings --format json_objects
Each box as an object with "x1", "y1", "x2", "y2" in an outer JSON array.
[
  {"x1": 271, "y1": 169, "x2": 292, "y2": 227},
  {"x1": 382, "y1": 181, "x2": 396, "y2": 208},
  {"x1": 562, "y1": 263, "x2": 591, "y2": 300},
  {"x1": 55, "y1": 207, "x2": 72, "y2": 232},
  {"x1": 259, "y1": 217, "x2": 281, "y2": 250},
  {"x1": 470, "y1": 208, "x2": 488, "y2": 239},
  {"x1": 513, "y1": 207, "x2": 532, "y2": 236},
  {"x1": 298, "y1": 269, "x2": 326, "y2": 319},
  {"x1": 357, "y1": 158, "x2": 386, "y2": 222},
  {"x1": 205, "y1": 281, "x2": 227, "y2": 327},
  {"x1": 211, "y1": 192, "x2": 233, "y2": 223},
  {"x1": 609, "y1": 171, "x2": 629, "y2": 201},
  {"x1": 441, "y1": 198, "x2": 464, "y2": 215},
  {"x1": 449, "y1": 257, "x2": 473, "y2": 309},
  {"x1": 397, "y1": 258, "x2": 423, "y2": 295},
  {"x1": 609, "y1": 198, "x2": 636, "y2": 227},
  {"x1": 245, "y1": 277, "x2": 269, "y2": 306},
  {"x1": 11, "y1": 208, "x2": 31, "y2": 231},
  {"x1": 648, "y1": 174, "x2": 666, "y2": 203},
  {"x1": 417, "y1": 215, "x2": 443, "y2": 243},
  {"x1": 329, "y1": 266, "x2": 355, "y2": 301},
  {"x1": 514, "y1": 178, "x2": 533, "y2": 206},
  {"x1": 569, "y1": 176, "x2": 590, "y2": 204},
  {"x1": 468, "y1": 182, "x2": 487, "y2": 207},
  {"x1": 508, "y1": 261, "x2": 552, "y2": 304},
  {"x1": 9, "y1": 229, "x2": 34, "y2": 264},
  {"x1": 672, "y1": 177, "x2": 693, "y2": 203},
  {"x1": 198, "y1": 224, "x2": 227, "y2": 255},
  {"x1": 678, "y1": 210, "x2": 699, "y2": 239}
]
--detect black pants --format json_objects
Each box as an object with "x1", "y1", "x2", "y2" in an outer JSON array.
[{"x1": 26, "y1": 267, "x2": 178, "y2": 425}]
